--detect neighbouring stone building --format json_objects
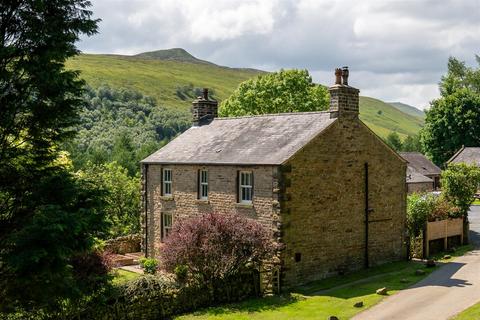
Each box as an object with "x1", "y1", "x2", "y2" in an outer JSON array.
[
  {"x1": 448, "y1": 147, "x2": 480, "y2": 167},
  {"x1": 141, "y1": 67, "x2": 408, "y2": 289},
  {"x1": 400, "y1": 152, "x2": 441, "y2": 193}
]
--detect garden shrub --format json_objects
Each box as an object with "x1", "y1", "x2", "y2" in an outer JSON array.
[
  {"x1": 141, "y1": 258, "x2": 159, "y2": 275},
  {"x1": 68, "y1": 272, "x2": 259, "y2": 320},
  {"x1": 160, "y1": 213, "x2": 275, "y2": 287},
  {"x1": 70, "y1": 250, "x2": 114, "y2": 293},
  {"x1": 441, "y1": 163, "x2": 480, "y2": 217}
]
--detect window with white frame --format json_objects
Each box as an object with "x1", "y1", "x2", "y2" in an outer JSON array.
[
  {"x1": 162, "y1": 212, "x2": 173, "y2": 240},
  {"x1": 162, "y1": 168, "x2": 172, "y2": 196},
  {"x1": 239, "y1": 171, "x2": 253, "y2": 203},
  {"x1": 199, "y1": 170, "x2": 208, "y2": 200}
]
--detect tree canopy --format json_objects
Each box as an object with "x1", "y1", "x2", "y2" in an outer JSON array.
[
  {"x1": 65, "y1": 86, "x2": 190, "y2": 175},
  {"x1": 421, "y1": 56, "x2": 480, "y2": 165},
  {"x1": 219, "y1": 69, "x2": 329, "y2": 116},
  {"x1": 0, "y1": 0, "x2": 108, "y2": 312}
]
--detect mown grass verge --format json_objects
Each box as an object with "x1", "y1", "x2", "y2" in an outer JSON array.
[{"x1": 176, "y1": 245, "x2": 473, "y2": 320}]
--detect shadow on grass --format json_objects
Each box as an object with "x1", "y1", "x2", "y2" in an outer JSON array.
[
  {"x1": 187, "y1": 293, "x2": 303, "y2": 316},
  {"x1": 182, "y1": 247, "x2": 475, "y2": 317}
]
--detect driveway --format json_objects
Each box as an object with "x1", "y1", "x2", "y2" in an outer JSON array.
[{"x1": 353, "y1": 206, "x2": 480, "y2": 320}]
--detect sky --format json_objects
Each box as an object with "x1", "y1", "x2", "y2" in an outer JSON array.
[{"x1": 78, "y1": 0, "x2": 480, "y2": 110}]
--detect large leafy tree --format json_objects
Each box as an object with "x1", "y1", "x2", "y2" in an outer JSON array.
[
  {"x1": 421, "y1": 56, "x2": 480, "y2": 165},
  {"x1": 220, "y1": 69, "x2": 329, "y2": 116},
  {"x1": 0, "y1": 0, "x2": 107, "y2": 311},
  {"x1": 421, "y1": 88, "x2": 480, "y2": 165},
  {"x1": 77, "y1": 162, "x2": 140, "y2": 238}
]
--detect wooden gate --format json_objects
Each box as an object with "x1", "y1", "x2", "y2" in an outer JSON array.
[{"x1": 424, "y1": 218, "x2": 463, "y2": 257}]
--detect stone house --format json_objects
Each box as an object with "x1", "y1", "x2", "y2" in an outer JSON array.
[
  {"x1": 400, "y1": 152, "x2": 441, "y2": 193},
  {"x1": 405, "y1": 166, "x2": 434, "y2": 194},
  {"x1": 141, "y1": 67, "x2": 407, "y2": 289},
  {"x1": 448, "y1": 147, "x2": 480, "y2": 167}
]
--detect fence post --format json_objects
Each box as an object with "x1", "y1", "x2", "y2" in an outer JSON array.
[
  {"x1": 444, "y1": 220, "x2": 448, "y2": 251},
  {"x1": 425, "y1": 224, "x2": 430, "y2": 258}
]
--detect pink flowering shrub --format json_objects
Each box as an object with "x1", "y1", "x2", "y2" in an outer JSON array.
[{"x1": 160, "y1": 213, "x2": 274, "y2": 284}]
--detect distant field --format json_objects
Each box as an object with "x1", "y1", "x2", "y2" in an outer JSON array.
[{"x1": 67, "y1": 52, "x2": 424, "y2": 139}]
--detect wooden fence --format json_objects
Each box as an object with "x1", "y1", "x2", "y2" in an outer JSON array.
[{"x1": 424, "y1": 218, "x2": 463, "y2": 257}]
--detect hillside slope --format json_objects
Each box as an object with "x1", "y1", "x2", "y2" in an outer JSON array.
[
  {"x1": 67, "y1": 50, "x2": 423, "y2": 138},
  {"x1": 360, "y1": 97, "x2": 424, "y2": 138},
  {"x1": 388, "y1": 102, "x2": 425, "y2": 119}
]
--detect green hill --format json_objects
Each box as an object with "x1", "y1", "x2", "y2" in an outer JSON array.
[
  {"x1": 388, "y1": 102, "x2": 425, "y2": 119},
  {"x1": 360, "y1": 97, "x2": 424, "y2": 138},
  {"x1": 133, "y1": 48, "x2": 215, "y2": 65},
  {"x1": 66, "y1": 50, "x2": 424, "y2": 139}
]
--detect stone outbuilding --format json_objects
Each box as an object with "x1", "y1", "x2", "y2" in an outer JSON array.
[
  {"x1": 141, "y1": 67, "x2": 408, "y2": 289},
  {"x1": 448, "y1": 147, "x2": 480, "y2": 167},
  {"x1": 400, "y1": 152, "x2": 441, "y2": 192}
]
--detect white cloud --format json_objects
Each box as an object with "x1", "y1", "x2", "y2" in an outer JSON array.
[{"x1": 78, "y1": 0, "x2": 480, "y2": 109}]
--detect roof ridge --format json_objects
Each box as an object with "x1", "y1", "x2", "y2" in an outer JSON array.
[{"x1": 215, "y1": 110, "x2": 331, "y2": 120}]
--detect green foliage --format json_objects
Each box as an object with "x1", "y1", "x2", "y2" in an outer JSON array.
[
  {"x1": 441, "y1": 163, "x2": 480, "y2": 217},
  {"x1": 385, "y1": 131, "x2": 403, "y2": 151},
  {"x1": 175, "y1": 265, "x2": 189, "y2": 283},
  {"x1": 141, "y1": 258, "x2": 159, "y2": 275},
  {"x1": 220, "y1": 69, "x2": 328, "y2": 116},
  {"x1": 401, "y1": 135, "x2": 423, "y2": 152},
  {"x1": 65, "y1": 86, "x2": 190, "y2": 175},
  {"x1": 407, "y1": 193, "x2": 433, "y2": 237},
  {"x1": 76, "y1": 162, "x2": 140, "y2": 238},
  {"x1": 421, "y1": 57, "x2": 480, "y2": 165},
  {"x1": 407, "y1": 193, "x2": 461, "y2": 237},
  {"x1": 0, "y1": 0, "x2": 109, "y2": 312},
  {"x1": 440, "y1": 56, "x2": 480, "y2": 96}
]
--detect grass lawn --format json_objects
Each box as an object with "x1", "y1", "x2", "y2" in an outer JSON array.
[
  {"x1": 112, "y1": 269, "x2": 141, "y2": 285},
  {"x1": 177, "y1": 245, "x2": 473, "y2": 320},
  {"x1": 176, "y1": 261, "x2": 433, "y2": 320},
  {"x1": 472, "y1": 199, "x2": 480, "y2": 205},
  {"x1": 453, "y1": 302, "x2": 480, "y2": 319}
]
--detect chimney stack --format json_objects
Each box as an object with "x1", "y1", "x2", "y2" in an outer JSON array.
[
  {"x1": 329, "y1": 66, "x2": 359, "y2": 119},
  {"x1": 192, "y1": 88, "x2": 218, "y2": 126}
]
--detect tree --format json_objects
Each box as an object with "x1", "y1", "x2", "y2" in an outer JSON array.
[
  {"x1": 160, "y1": 213, "x2": 274, "y2": 287},
  {"x1": 219, "y1": 69, "x2": 329, "y2": 116},
  {"x1": 441, "y1": 163, "x2": 480, "y2": 243},
  {"x1": 66, "y1": 86, "x2": 190, "y2": 176},
  {"x1": 421, "y1": 88, "x2": 480, "y2": 165},
  {"x1": 0, "y1": 0, "x2": 107, "y2": 311},
  {"x1": 401, "y1": 135, "x2": 423, "y2": 152},
  {"x1": 441, "y1": 163, "x2": 480, "y2": 217},
  {"x1": 77, "y1": 162, "x2": 140, "y2": 238},
  {"x1": 421, "y1": 56, "x2": 480, "y2": 165},
  {"x1": 385, "y1": 132, "x2": 403, "y2": 151}
]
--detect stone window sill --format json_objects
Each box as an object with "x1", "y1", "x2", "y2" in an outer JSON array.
[
  {"x1": 160, "y1": 196, "x2": 174, "y2": 201},
  {"x1": 195, "y1": 199, "x2": 210, "y2": 204},
  {"x1": 235, "y1": 202, "x2": 253, "y2": 209}
]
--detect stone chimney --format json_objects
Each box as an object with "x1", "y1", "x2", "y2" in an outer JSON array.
[
  {"x1": 192, "y1": 88, "x2": 218, "y2": 126},
  {"x1": 329, "y1": 66, "x2": 360, "y2": 119}
]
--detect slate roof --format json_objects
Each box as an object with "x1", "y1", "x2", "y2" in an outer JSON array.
[
  {"x1": 448, "y1": 147, "x2": 480, "y2": 166},
  {"x1": 399, "y1": 152, "x2": 441, "y2": 176},
  {"x1": 141, "y1": 112, "x2": 336, "y2": 165},
  {"x1": 406, "y1": 166, "x2": 433, "y2": 184}
]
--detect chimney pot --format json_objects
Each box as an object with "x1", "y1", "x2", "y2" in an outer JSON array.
[
  {"x1": 203, "y1": 88, "x2": 209, "y2": 100},
  {"x1": 335, "y1": 68, "x2": 342, "y2": 85},
  {"x1": 341, "y1": 66, "x2": 349, "y2": 86}
]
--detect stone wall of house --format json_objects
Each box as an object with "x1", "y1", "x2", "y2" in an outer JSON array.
[
  {"x1": 141, "y1": 164, "x2": 281, "y2": 260},
  {"x1": 279, "y1": 118, "x2": 407, "y2": 288},
  {"x1": 407, "y1": 182, "x2": 434, "y2": 194}
]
